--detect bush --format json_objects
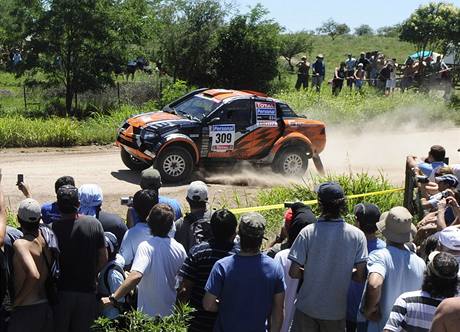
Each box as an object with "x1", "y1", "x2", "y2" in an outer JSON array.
[{"x1": 158, "y1": 80, "x2": 194, "y2": 108}]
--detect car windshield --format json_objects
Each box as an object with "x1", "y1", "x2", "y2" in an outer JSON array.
[{"x1": 173, "y1": 95, "x2": 220, "y2": 120}]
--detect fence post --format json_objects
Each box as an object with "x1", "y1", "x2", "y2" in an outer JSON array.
[
  {"x1": 117, "y1": 82, "x2": 120, "y2": 110},
  {"x1": 74, "y1": 92, "x2": 78, "y2": 110},
  {"x1": 23, "y1": 85, "x2": 27, "y2": 111}
]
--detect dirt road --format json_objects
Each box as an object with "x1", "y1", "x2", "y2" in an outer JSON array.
[{"x1": 1, "y1": 127, "x2": 459, "y2": 216}]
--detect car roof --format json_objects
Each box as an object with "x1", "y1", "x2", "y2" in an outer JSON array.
[{"x1": 200, "y1": 89, "x2": 269, "y2": 101}]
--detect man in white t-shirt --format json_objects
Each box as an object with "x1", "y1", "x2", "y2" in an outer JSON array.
[{"x1": 102, "y1": 204, "x2": 187, "y2": 317}]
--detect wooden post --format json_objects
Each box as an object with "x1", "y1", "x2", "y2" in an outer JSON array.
[
  {"x1": 23, "y1": 85, "x2": 27, "y2": 111},
  {"x1": 117, "y1": 82, "x2": 121, "y2": 110}
]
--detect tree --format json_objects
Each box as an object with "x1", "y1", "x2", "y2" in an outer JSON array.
[
  {"x1": 279, "y1": 31, "x2": 313, "y2": 71},
  {"x1": 21, "y1": 0, "x2": 126, "y2": 114},
  {"x1": 400, "y1": 2, "x2": 460, "y2": 57},
  {"x1": 213, "y1": 5, "x2": 281, "y2": 91},
  {"x1": 376, "y1": 25, "x2": 401, "y2": 37},
  {"x1": 355, "y1": 24, "x2": 374, "y2": 36},
  {"x1": 317, "y1": 19, "x2": 350, "y2": 40}
]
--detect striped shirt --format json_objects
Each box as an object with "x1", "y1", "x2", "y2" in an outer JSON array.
[
  {"x1": 384, "y1": 290, "x2": 443, "y2": 332},
  {"x1": 178, "y1": 241, "x2": 238, "y2": 332}
]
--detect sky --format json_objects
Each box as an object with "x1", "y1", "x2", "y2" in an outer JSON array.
[{"x1": 234, "y1": 0, "x2": 460, "y2": 32}]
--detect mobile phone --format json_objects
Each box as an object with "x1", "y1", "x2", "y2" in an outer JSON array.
[
  {"x1": 17, "y1": 174, "x2": 24, "y2": 185},
  {"x1": 120, "y1": 196, "x2": 133, "y2": 206}
]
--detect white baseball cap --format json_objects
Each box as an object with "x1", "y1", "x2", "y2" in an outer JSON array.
[
  {"x1": 187, "y1": 181, "x2": 208, "y2": 202},
  {"x1": 439, "y1": 227, "x2": 460, "y2": 251},
  {"x1": 18, "y1": 198, "x2": 41, "y2": 223}
]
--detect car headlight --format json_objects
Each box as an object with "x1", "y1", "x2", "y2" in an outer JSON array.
[{"x1": 141, "y1": 130, "x2": 158, "y2": 142}]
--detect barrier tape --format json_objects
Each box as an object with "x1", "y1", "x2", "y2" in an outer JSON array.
[{"x1": 229, "y1": 188, "x2": 404, "y2": 214}]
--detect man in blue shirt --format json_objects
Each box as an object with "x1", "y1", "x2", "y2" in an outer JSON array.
[
  {"x1": 311, "y1": 54, "x2": 326, "y2": 93},
  {"x1": 203, "y1": 212, "x2": 285, "y2": 332},
  {"x1": 407, "y1": 145, "x2": 446, "y2": 178},
  {"x1": 41, "y1": 176, "x2": 75, "y2": 224}
]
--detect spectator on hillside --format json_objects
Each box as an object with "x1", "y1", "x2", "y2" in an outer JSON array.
[
  {"x1": 175, "y1": 181, "x2": 212, "y2": 254},
  {"x1": 345, "y1": 53, "x2": 357, "y2": 90},
  {"x1": 288, "y1": 182, "x2": 368, "y2": 332},
  {"x1": 407, "y1": 145, "x2": 447, "y2": 179},
  {"x1": 203, "y1": 212, "x2": 285, "y2": 332},
  {"x1": 41, "y1": 176, "x2": 75, "y2": 224},
  {"x1": 356, "y1": 52, "x2": 370, "y2": 71},
  {"x1": 430, "y1": 297, "x2": 460, "y2": 332},
  {"x1": 401, "y1": 57, "x2": 416, "y2": 92},
  {"x1": 102, "y1": 204, "x2": 187, "y2": 318},
  {"x1": 8, "y1": 199, "x2": 56, "y2": 332},
  {"x1": 97, "y1": 232, "x2": 126, "y2": 319},
  {"x1": 346, "y1": 203, "x2": 386, "y2": 332},
  {"x1": 274, "y1": 207, "x2": 312, "y2": 332},
  {"x1": 363, "y1": 206, "x2": 426, "y2": 332},
  {"x1": 78, "y1": 184, "x2": 127, "y2": 245},
  {"x1": 177, "y1": 209, "x2": 239, "y2": 332},
  {"x1": 311, "y1": 54, "x2": 325, "y2": 93},
  {"x1": 332, "y1": 62, "x2": 347, "y2": 96},
  {"x1": 384, "y1": 252, "x2": 458, "y2": 332},
  {"x1": 266, "y1": 203, "x2": 316, "y2": 258},
  {"x1": 120, "y1": 189, "x2": 159, "y2": 269},
  {"x1": 387, "y1": 60, "x2": 397, "y2": 95},
  {"x1": 127, "y1": 168, "x2": 182, "y2": 227},
  {"x1": 354, "y1": 63, "x2": 366, "y2": 91},
  {"x1": 52, "y1": 185, "x2": 107, "y2": 332},
  {"x1": 295, "y1": 56, "x2": 310, "y2": 90},
  {"x1": 368, "y1": 53, "x2": 379, "y2": 86}
]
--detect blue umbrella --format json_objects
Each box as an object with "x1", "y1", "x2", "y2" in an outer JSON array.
[{"x1": 410, "y1": 51, "x2": 433, "y2": 60}]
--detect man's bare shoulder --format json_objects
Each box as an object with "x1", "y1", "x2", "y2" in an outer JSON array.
[{"x1": 437, "y1": 297, "x2": 460, "y2": 314}]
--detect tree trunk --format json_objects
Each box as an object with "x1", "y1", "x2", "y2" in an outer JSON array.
[{"x1": 65, "y1": 85, "x2": 73, "y2": 116}]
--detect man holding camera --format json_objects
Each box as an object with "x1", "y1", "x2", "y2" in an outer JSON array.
[{"x1": 407, "y1": 145, "x2": 447, "y2": 179}]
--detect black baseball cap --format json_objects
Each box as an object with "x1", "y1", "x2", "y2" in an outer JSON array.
[
  {"x1": 316, "y1": 182, "x2": 345, "y2": 202},
  {"x1": 354, "y1": 203, "x2": 381, "y2": 225},
  {"x1": 57, "y1": 185, "x2": 79, "y2": 213}
]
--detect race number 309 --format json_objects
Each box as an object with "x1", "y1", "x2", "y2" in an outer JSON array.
[{"x1": 214, "y1": 132, "x2": 232, "y2": 144}]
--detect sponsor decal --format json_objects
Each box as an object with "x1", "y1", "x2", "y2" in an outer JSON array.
[
  {"x1": 255, "y1": 101, "x2": 277, "y2": 127},
  {"x1": 210, "y1": 124, "x2": 235, "y2": 152}
]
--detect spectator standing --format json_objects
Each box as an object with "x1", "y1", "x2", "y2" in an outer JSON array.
[
  {"x1": 346, "y1": 203, "x2": 386, "y2": 332},
  {"x1": 295, "y1": 56, "x2": 310, "y2": 90},
  {"x1": 78, "y1": 184, "x2": 127, "y2": 245},
  {"x1": 345, "y1": 53, "x2": 357, "y2": 90},
  {"x1": 363, "y1": 207, "x2": 426, "y2": 332},
  {"x1": 312, "y1": 54, "x2": 326, "y2": 93},
  {"x1": 0, "y1": 182, "x2": 9, "y2": 330},
  {"x1": 274, "y1": 208, "x2": 312, "y2": 332},
  {"x1": 175, "y1": 181, "x2": 212, "y2": 253},
  {"x1": 102, "y1": 204, "x2": 187, "y2": 318},
  {"x1": 384, "y1": 252, "x2": 458, "y2": 332},
  {"x1": 177, "y1": 209, "x2": 238, "y2": 332},
  {"x1": 120, "y1": 189, "x2": 159, "y2": 268},
  {"x1": 430, "y1": 297, "x2": 460, "y2": 332},
  {"x1": 41, "y1": 176, "x2": 75, "y2": 224},
  {"x1": 203, "y1": 212, "x2": 285, "y2": 332},
  {"x1": 51, "y1": 185, "x2": 107, "y2": 332},
  {"x1": 288, "y1": 182, "x2": 368, "y2": 332},
  {"x1": 356, "y1": 52, "x2": 370, "y2": 71},
  {"x1": 332, "y1": 62, "x2": 347, "y2": 96},
  {"x1": 386, "y1": 60, "x2": 397, "y2": 95},
  {"x1": 8, "y1": 199, "x2": 55, "y2": 332},
  {"x1": 354, "y1": 63, "x2": 366, "y2": 91}
]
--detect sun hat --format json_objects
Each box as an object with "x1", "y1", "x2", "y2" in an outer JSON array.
[
  {"x1": 239, "y1": 212, "x2": 266, "y2": 238},
  {"x1": 376, "y1": 206, "x2": 416, "y2": 244},
  {"x1": 439, "y1": 227, "x2": 460, "y2": 251},
  {"x1": 18, "y1": 198, "x2": 41, "y2": 223},
  {"x1": 79, "y1": 184, "x2": 103, "y2": 217}
]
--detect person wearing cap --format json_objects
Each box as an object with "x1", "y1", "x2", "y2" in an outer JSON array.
[
  {"x1": 127, "y1": 168, "x2": 182, "y2": 226},
  {"x1": 78, "y1": 184, "x2": 127, "y2": 245},
  {"x1": 119, "y1": 189, "x2": 159, "y2": 269},
  {"x1": 8, "y1": 198, "x2": 54, "y2": 332},
  {"x1": 203, "y1": 212, "x2": 285, "y2": 332},
  {"x1": 437, "y1": 226, "x2": 460, "y2": 275},
  {"x1": 346, "y1": 203, "x2": 386, "y2": 332},
  {"x1": 363, "y1": 206, "x2": 426, "y2": 332},
  {"x1": 102, "y1": 204, "x2": 187, "y2": 318},
  {"x1": 384, "y1": 252, "x2": 458, "y2": 332},
  {"x1": 295, "y1": 56, "x2": 310, "y2": 90},
  {"x1": 311, "y1": 54, "x2": 325, "y2": 92},
  {"x1": 175, "y1": 181, "x2": 212, "y2": 254},
  {"x1": 288, "y1": 182, "x2": 368, "y2": 332},
  {"x1": 97, "y1": 232, "x2": 126, "y2": 319},
  {"x1": 51, "y1": 185, "x2": 107, "y2": 332},
  {"x1": 177, "y1": 209, "x2": 239, "y2": 332},
  {"x1": 345, "y1": 53, "x2": 357, "y2": 90},
  {"x1": 354, "y1": 63, "x2": 366, "y2": 91},
  {"x1": 41, "y1": 176, "x2": 75, "y2": 224}
]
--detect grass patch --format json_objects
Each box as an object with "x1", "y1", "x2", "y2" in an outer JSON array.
[{"x1": 256, "y1": 173, "x2": 403, "y2": 238}]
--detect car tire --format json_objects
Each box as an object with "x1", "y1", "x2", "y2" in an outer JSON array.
[
  {"x1": 272, "y1": 148, "x2": 309, "y2": 177},
  {"x1": 156, "y1": 146, "x2": 194, "y2": 183},
  {"x1": 120, "y1": 148, "x2": 152, "y2": 171}
]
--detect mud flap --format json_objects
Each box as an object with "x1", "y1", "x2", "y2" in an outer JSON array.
[{"x1": 312, "y1": 155, "x2": 325, "y2": 175}]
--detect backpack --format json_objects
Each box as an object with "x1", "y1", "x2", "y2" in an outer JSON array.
[
  {"x1": 0, "y1": 232, "x2": 19, "y2": 309},
  {"x1": 42, "y1": 245, "x2": 60, "y2": 305},
  {"x1": 103, "y1": 263, "x2": 135, "y2": 312}
]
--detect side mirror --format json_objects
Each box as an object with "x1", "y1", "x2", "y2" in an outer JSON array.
[{"x1": 207, "y1": 117, "x2": 220, "y2": 125}]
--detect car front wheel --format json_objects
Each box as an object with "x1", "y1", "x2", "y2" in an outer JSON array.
[
  {"x1": 156, "y1": 146, "x2": 194, "y2": 183},
  {"x1": 273, "y1": 148, "x2": 309, "y2": 177},
  {"x1": 120, "y1": 148, "x2": 152, "y2": 171}
]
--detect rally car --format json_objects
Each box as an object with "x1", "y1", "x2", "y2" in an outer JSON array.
[{"x1": 116, "y1": 88, "x2": 326, "y2": 183}]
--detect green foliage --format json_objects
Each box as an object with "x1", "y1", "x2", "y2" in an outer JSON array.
[
  {"x1": 400, "y1": 2, "x2": 460, "y2": 55},
  {"x1": 354, "y1": 24, "x2": 374, "y2": 36},
  {"x1": 317, "y1": 19, "x2": 350, "y2": 40},
  {"x1": 257, "y1": 173, "x2": 403, "y2": 238},
  {"x1": 92, "y1": 305, "x2": 194, "y2": 332},
  {"x1": 376, "y1": 25, "x2": 401, "y2": 38},
  {"x1": 279, "y1": 31, "x2": 314, "y2": 72},
  {"x1": 158, "y1": 80, "x2": 194, "y2": 108},
  {"x1": 214, "y1": 4, "x2": 281, "y2": 92}
]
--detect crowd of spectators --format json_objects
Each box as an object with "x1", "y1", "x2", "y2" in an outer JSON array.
[
  {"x1": 0, "y1": 145, "x2": 459, "y2": 332},
  {"x1": 295, "y1": 52, "x2": 452, "y2": 97}
]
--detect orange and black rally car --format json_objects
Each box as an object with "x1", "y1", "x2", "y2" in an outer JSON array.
[{"x1": 116, "y1": 88, "x2": 326, "y2": 183}]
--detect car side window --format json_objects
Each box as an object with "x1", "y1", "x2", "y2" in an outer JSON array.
[
  {"x1": 277, "y1": 103, "x2": 297, "y2": 118},
  {"x1": 220, "y1": 100, "x2": 253, "y2": 129}
]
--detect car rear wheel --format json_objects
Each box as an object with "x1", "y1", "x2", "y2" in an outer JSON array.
[
  {"x1": 157, "y1": 146, "x2": 194, "y2": 183},
  {"x1": 273, "y1": 148, "x2": 309, "y2": 177},
  {"x1": 120, "y1": 148, "x2": 152, "y2": 171}
]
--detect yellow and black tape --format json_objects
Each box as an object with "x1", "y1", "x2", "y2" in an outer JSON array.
[{"x1": 229, "y1": 188, "x2": 404, "y2": 214}]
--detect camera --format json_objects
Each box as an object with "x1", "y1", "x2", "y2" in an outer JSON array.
[
  {"x1": 120, "y1": 196, "x2": 133, "y2": 206},
  {"x1": 416, "y1": 175, "x2": 429, "y2": 184},
  {"x1": 17, "y1": 174, "x2": 24, "y2": 185}
]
